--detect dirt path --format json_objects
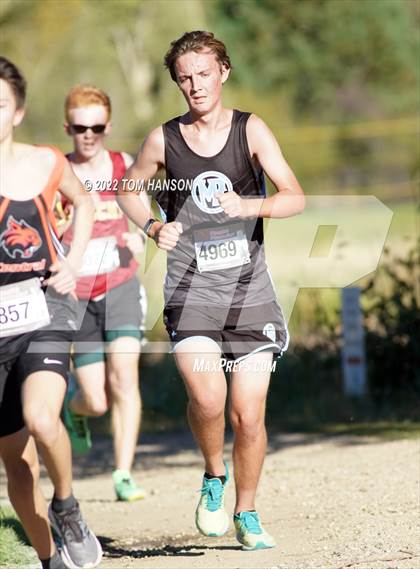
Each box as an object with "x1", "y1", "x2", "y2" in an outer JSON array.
[{"x1": 5, "y1": 431, "x2": 420, "y2": 569}]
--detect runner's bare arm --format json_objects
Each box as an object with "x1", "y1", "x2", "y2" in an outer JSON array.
[
  {"x1": 217, "y1": 114, "x2": 305, "y2": 219},
  {"x1": 58, "y1": 160, "x2": 94, "y2": 268},
  {"x1": 45, "y1": 161, "x2": 94, "y2": 293},
  {"x1": 53, "y1": 193, "x2": 72, "y2": 238},
  {"x1": 117, "y1": 127, "x2": 182, "y2": 250},
  {"x1": 122, "y1": 152, "x2": 134, "y2": 170},
  {"x1": 121, "y1": 151, "x2": 148, "y2": 252},
  {"x1": 117, "y1": 127, "x2": 163, "y2": 227}
]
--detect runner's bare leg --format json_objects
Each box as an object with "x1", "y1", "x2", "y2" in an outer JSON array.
[
  {"x1": 71, "y1": 361, "x2": 109, "y2": 417},
  {"x1": 107, "y1": 337, "x2": 141, "y2": 471},
  {"x1": 0, "y1": 428, "x2": 56, "y2": 560},
  {"x1": 229, "y1": 351, "x2": 273, "y2": 513},
  {"x1": 175, "y1": 339, "x2": 226, "y2": 476},
  {"x1": 22, "y1": 371, "x2": 72, "y2": 499}
]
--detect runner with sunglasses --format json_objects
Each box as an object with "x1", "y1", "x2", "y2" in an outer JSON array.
[
  {"x1": 117, "y1": 31, "x2": 305, "y2": 550},
  {"x1": 0, "y1": 57, "x2": 102, "y2": 569},
  {"x1": 69, "y1": 124, "x2": 108, "y2": 135},
  {"x1": 60, "y1": 85, "x2": 147, "y2": 502}
]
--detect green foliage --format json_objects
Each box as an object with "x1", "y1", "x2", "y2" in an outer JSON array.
[
  {"x1": 362, "y1": 243, "x2": 420, "y2": 407},
  {"x1": 140, "y1": 354, "x2": 188, "y2": 426},
  {"x1": 0, "y1": 0, "x2": 416, "y2": 195},
  {"x1": 209, "y1": 0, "x2": 418, "y2": 118},
  {"x1": 271, "y1": 243, "x2": 420, "y2": 426},
  {"x1": 0, "y1": 0, "x2": 207, "y2": 147}
]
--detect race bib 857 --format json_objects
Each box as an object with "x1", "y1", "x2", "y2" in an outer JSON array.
[{"x1": 0, "y1": 277, "x2": 50, "y2": 337}]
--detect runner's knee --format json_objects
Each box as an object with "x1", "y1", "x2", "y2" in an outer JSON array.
[
  {"x1": 230, "y1": 408, "x2": 265, "y2": 439},
  {"x1": 83, "y1": 394, "x2": 108, "y2": 416},
  {"x1": 189, "y1": 392, "x2": 225, "y2": 421},
  {"x1": 108, "y1": 369, "x2": 139, "y2": 400},
  {"x1": 24, "y1": 407, "x2": 60, "y2": 446}
]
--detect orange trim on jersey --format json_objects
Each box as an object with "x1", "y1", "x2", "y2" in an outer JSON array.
[
  {"x1": 0, "y1": 198, "x2": 10, "y2": 224},
  {"x1": 34, "y1": 196, "x2": 57, "y2": 263},
  {"x1": 38, "y1": 145, "x2": 67, "y2": 206},
  {"x1": 46, "y1": 206, "x2": 60, "y2": 239},
  {"x1": 39, "y1": 192, "x2": 61, "y2": 244}
]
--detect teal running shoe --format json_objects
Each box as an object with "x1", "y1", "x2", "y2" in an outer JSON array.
[
  {"x1": 195, "y1": 462, "x2": 229, "y2": 537},
  {"x1": 234, "y1": 511, "x2": 276, "y2": 550}
]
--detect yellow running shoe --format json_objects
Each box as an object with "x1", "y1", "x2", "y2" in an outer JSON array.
[{"x1": 112, "y1": 470, "x2": 146, "y2": 502}]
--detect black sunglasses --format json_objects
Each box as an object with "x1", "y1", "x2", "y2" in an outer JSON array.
[{"x1": 69, "y1": 124, "x2": 106, "y2": 134}]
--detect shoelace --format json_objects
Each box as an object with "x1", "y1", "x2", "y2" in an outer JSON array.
[
  {"x1": 238, "y1": 512, "x2": 263, "y2": 535},
  {"x1": 55, "y1": 505, "x2": 89, "y2": 542},
  {"x1": 200, "y1": 478, "x2": 224, "y2": 512},
  {"x1": 73, "y1": 416, "x2": 87, "y2": 437},
  {"x1": 121, "y1": 477, "x2": 135, "y2": 488}
]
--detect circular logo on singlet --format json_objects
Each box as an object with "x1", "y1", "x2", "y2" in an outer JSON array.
[
  {"x1": 191, "y1": 171, "x2": 233, "y2": 214},
  {"x1": 263, "y1": 323, "x2": 276, "y2": 343}
]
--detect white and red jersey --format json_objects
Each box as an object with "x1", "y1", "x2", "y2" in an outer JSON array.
[{"x1": 62, "y1": 150, "x2": 137, "y2": 299}]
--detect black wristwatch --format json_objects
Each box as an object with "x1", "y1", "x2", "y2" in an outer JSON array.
[{"x1": 143, "y1": 218, "x2": 158, "y2": 237}]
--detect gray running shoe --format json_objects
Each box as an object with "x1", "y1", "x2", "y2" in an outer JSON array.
[{"x1": 48, "y1": 503, "x2": 102, "y2": 569}]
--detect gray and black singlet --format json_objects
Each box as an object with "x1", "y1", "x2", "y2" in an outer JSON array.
[{"x1": 158, "y1": 110, "x2": 278, "y2": 308}]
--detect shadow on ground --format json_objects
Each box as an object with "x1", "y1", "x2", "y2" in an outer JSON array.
[
  {"x1": 1, "y1": 424, "x2": 417, "y2": 485},
  {"x1": 99, "y1": 535, "x2": 242, "y2": 560},
  {"x1": 0, "y1": 515, "x2": 30, "y2": 546},
  {"x1": 69, "y1": 425, "x2": 418, "y2": 479}
]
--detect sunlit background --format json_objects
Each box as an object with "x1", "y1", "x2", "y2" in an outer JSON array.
[{"x1": 1, "y1": 0, "x2": 418, "y2": 427}]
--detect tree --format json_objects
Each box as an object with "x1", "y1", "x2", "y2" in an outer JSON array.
[{"x1": 208, "y1": 0, "x2": 418, "y2": 118}]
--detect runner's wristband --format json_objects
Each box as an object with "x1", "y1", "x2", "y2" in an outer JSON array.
[{"x1": 143, "y1": 218, "x2": 158, "y2": 237}]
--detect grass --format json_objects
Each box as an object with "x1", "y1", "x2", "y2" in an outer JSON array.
[
  {"x1": 0, "y1": 505, "x2": 38, "y2": 568},
  {"x1": 268, "y1": 199, "x2": 417, "y2": 334},
  {"x1": 317, "y1": 421, "x2": 420, "y2": 440},
  {"x1": 271, "y1": 420, "x2": 420, "y2": 440}
]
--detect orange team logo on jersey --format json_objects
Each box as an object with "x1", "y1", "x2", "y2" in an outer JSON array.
[{"x1": 0, "y1": 216, "x2": 43, "y2": 259}]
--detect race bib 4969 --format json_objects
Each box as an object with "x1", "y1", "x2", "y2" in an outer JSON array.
[{"x1": 194, "y1": 223, "x2": 250, "y2": 273}]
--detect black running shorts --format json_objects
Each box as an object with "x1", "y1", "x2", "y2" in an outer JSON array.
[
  {"x1": 0, "y1": 290, "x2": 76, "y2": 438},
  {"x1": 164, "y1": 301, "x2": 288, "y2": 362}
]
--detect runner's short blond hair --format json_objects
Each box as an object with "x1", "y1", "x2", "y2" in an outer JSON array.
[{"x1": 65, "y1": 85, "x2": 111, "y2": 121}]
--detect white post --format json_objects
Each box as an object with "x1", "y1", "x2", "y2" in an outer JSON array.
[{"x1": 341, "y1": 287, "x2": 367, "y2": 396}]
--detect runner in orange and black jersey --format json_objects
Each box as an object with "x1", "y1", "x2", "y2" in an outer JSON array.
[
  {"x1": 0, "y1": 146, "x2": 71, "y2": 362},
  {"x1": 0, "y1": 146, "x2": 64, "y2": 284},
  {"x1": 0, "y1": 57, "x2": 102, "y2": 569}
]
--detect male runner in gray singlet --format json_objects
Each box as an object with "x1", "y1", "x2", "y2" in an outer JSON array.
[{"x1": 117, "y1": 31, "x2": 305, "y2": 551}]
